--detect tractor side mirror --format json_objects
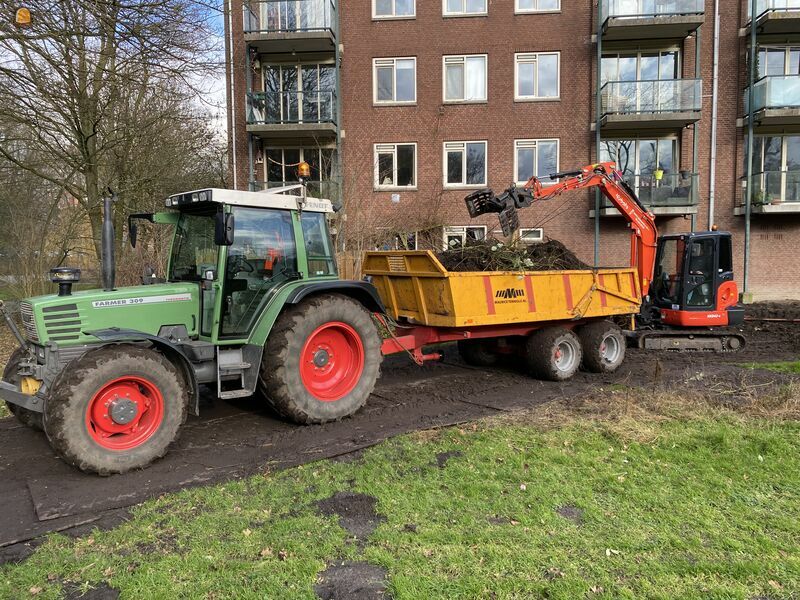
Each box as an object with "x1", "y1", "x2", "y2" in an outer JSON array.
[
  {"x1": 129, "y1": 223, "x2": 138, "y2": 248},
  {"x1": 215, "y1": 212, "x2": 235, "y2": 246}
]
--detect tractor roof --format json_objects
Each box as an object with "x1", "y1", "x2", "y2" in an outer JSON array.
[{"x1": 165, "y1": 185, "x2": 334, "y2": 213}]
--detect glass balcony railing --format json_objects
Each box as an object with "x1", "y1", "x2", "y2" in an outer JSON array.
[
  {"x1": 243, "y1": 0, "x2": 336, "y2": 34},
  {"x1": 246, "y1": 91, "x2": 337, "y2": 125},
  {"x1": 250, "y1": 180, "x2": 340, "y2": 200},
  {"x1": 601, "y1": 0, "x2": 704, "y2": 19},
  {"x1": 747, "y1": 0, "x2": 800, "y2": 19},
  {"x1": 602, "y1": 172, "x2": 698, "y2": 209},
  {"x1": 747, "y1": 170, "x2": 800, "y2": 205},
  {"x1": 600, "y1": 79, "x2": 702, "y2": 116},
  {"x1": 744, "y1": 76, "x2": 800, "y2": 113}
]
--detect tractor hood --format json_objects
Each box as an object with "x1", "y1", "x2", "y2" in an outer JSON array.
[{"x1": 19, "y1": 283, "x2": 200, "y2": 346}]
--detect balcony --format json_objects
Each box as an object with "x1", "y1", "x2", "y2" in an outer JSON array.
[
  {"x1": 600, "y1": 0, "x2": 704, "y2": 41},
  {"x1": 743, "y1": 76, "x2": 800, "y2": 127},
  {"x1": 243, "y1": 0, "x2": 336, "y2": 54},
  {"x1": 735, "y1": 170, "x2": 800, "y2": 214},
  {"x1": 246, "y1": 91, "x2": 337, "y2": 140},
  {"x1": 250, "y1": 179, "x2": 340, "y2": 201},
  {"x1": 592, "y1": 172, "x2": 698, "y2": 217},
  {"x1": 599, "y1": 79, "x2": 702, "y2": 130},
  {"x1": 747, "y1": 1, "x2": 800, "y2": 37}
]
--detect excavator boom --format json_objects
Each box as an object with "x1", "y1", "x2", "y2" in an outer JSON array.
[{"x1": 465, "y1": 162, "x2": 658, "y2": 296}]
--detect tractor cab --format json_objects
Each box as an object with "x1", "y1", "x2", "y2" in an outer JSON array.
[{"x1": 650, "y1": 231, "x2": 744, "y2": 327}]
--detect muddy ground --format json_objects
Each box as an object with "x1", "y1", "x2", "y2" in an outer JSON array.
[{"x1": 1, "y1": 316, "x2": 798, "y2": 564}]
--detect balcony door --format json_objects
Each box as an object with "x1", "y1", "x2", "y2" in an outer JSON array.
[
  {"x1": 263, "y1": 63, "x2": 335, "y2": 124},
  {"x1": 262, "y1": 147, "x2": 335, "y2": 196},
  {"x1": 751, "y1": 135, "x2": 800, "y2": 203},
  {"x1": 602, "y1": 51, "x2": 679, "y2": 113},
  {"x1": 601, "y1": 139, "x2": 685, "y2": 206},
  {"x1": 262, "y1": 0, "x2": 328, "y2": 32}
]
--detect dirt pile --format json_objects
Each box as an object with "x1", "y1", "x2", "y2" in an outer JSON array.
[{"x1": 436, "y1": 239, "x2": 589, "y2": 272}]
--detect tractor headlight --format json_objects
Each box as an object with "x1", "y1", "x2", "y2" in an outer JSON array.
[{"x1": 50, "y1": 267, "x2": 81, "y2": 283}]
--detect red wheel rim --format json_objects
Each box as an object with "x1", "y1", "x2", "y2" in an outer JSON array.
[
  {"x1": 300, "y1": 322, "x2": 365, "y2": 402},
  {"x1": 85, "y1": 376, "x2": 165, "y2": 450}
]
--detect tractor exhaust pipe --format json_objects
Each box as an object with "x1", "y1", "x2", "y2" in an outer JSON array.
[{"x1": 102, "y1": 190, "x2": 117, "y2": 291}]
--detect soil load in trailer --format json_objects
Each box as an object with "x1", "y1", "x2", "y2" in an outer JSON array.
[{"x1": 363, "y1": 250, "x2": 641, "y2": 328}]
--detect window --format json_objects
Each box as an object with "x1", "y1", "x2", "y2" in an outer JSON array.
[
  {"x1": 443, "y1": 0, "x2": 487, "y2": 16},
  {"x1": 515, "y1": 139, "x2": 559, "y2": 184},
  {"x1": 600, "y1": 138, "x2": 691, "y2": 206},
  {"x1": 374, "y1": 0, "x2": 415, "y2": 18},
  {"x1": 757, "y1": 45, "x2": 800, "y2": 78},
  {"x1": 301, "y1": 212, "x2": 337, "y2": 277},
  {"x1": 263, "y1": 147, "x2": 334, "y2": 197},
  {"x1": 515, "y1": 53, "x2": 559, "y2": 100},
  {"x1": 516, "y1": 0, "x2": 560, "y2": 12},
  {"x1": 444, "y1": 141, "x2": 487, "y2": 187},
  {"x1": 443, "y1": 226, "x2": 486, "y2": 248},
  {"x1": 220, "y1": 208, "x2": 298, "y2": 337},
  {"x1": 443, "y1": 55, "x2": 487, "y2": 102},
  {"x1": 259, "y1": 63, "x2": 335, "y2": 124},
  {"x1": 519, "y1": 228, "x2": 544, "y2": 244},
  {"x1": 375, "y1": 143, "x2": 417, "y2": 189},
  {"x1": 601, "y1": 51, "x2": 679, "y2": 85},
  {"x1": 374, "y1": 58, "x2": 416, "y2": 104},
  {"x1": 750, "y1": 135, "x2": 800, "y2": 203}
]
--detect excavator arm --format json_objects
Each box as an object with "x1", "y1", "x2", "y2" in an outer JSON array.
[{"x1": 465, "y1": 162, "x2": 659, "y2": 297}]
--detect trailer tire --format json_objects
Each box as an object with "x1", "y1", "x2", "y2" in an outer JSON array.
[
  {"x1": 457, "y1": 340, "x2": 499, "y2": 367},
  {"x1": 259, "y1": 294, "x2": 381, "y2": 425},
  {"x1": 525, "y1": 327, "x2": 582, "y2": 381},
  {"x1": 44, "y1": 345, "x2": 187, "y2": 475},
  {"x1": 3, "y1": 348, "x2": 44, "y2": 431},
  {"x1": 579, "y1": 320, "x2": 626, "y2": 373}
]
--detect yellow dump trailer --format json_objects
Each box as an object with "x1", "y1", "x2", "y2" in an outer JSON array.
[{"x1": 363, "y1": 251, "x2": 642, "y2": 328}]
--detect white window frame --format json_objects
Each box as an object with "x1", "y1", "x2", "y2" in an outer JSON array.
[
  {"x1": 374, "y1": 143, "x2": 418, "y2": 190},
  {"x1": 443, "y1": 226, "x2": 487, "y2": 249},
  {"x1": 442, "y1": 54, "x2": 488, "y2": 103},
  {"x1": 515, "y1": 0, "x2": 561, "y2": 13},
  {"x1": 514, "y1": 139, "x2": 560, "y2": 186},
  {"x1": 442, "y1": 0, "x2": 488, "y2": 17},
  {"x1": 372, "y1": 0, "x2": 416, "y2": 19},
  {"x1": 373, "y1": 57, "x2": 417, "y2": 105},
  {"x1": 514, "y1": 52, "x2": 560, "y2": 101},
  {"x1": 518, "y1": 228, "x2": 544, "y2": 244},
  {"x1": 443, "y1": 141, "x2": 488, "y2": 188}
]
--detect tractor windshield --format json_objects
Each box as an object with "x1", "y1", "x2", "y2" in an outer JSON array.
[{"x1": 169, "y1": 211, "x2": 218, "y2": 281}]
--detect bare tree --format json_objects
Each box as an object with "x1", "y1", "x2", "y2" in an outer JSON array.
[{"x1": 0, "y1": 0, "x2": 221, "y2": 262}]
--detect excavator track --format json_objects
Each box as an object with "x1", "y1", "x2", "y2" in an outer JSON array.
[{"x1": 630, "y1": 330, "x2": 746, "y2": 353}]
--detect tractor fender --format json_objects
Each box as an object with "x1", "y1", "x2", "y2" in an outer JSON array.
[
  {"x1": 84, "y1": 328, "x2": 200, "y2": 416},
  {"x1": 284, "y1": 281, "x2": 386, "y2": 314}
]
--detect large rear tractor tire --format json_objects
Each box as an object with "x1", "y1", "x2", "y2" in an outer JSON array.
[
  {"x1": 578, "y1": 320, "x2": 626, "y2": 373},
  {"x1": 525, "y1": 327, "x2": 582, "y2": 382},
  {"x1": 3, "y1": 347, "x2": 44, "y2": 431},
  {"x1": 457, "y1": 339, "x2": 499, "y2": 367},
  {"x1": 44, "y1": 345, "x2": 188, "y2": 475},
  {"x1": 259, "y1": 294, "x2": 382, "y2": 424}
]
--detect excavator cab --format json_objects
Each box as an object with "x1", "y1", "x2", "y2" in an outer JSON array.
[{"x1": 650, "y1": 232, "x2": 744, "y2": 327}]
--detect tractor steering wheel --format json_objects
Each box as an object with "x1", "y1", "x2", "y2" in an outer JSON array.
[{"x1": 227, "y1": 255, "x2": 255, "y2": 276}]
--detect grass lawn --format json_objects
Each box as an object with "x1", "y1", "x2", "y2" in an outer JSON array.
[
  {"x1": 1, "y1": 389, "x2": 798, "y2": 600},
  {"x1": 745, "y1": 361, "x2": 800, "y2": 375}
]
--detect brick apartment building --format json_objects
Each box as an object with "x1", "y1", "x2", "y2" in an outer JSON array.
[{"x1": 224, "y1": 0, "x2": 800, "y2": 300}]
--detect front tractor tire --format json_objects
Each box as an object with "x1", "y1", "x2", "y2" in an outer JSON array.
[
  {"x1": 259, "y1": 294, "x2": 382, "y2": 424},
  {"x1": 44, "y1": 345, "x2": 188, "y2": 475},
  {"x1": 3, "y1": 347, "x2": 44, "y2": 431}
]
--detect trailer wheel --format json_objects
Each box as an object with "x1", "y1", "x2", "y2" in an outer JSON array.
[
  {"x1": 525, "y1": 327, "x2": 582, "y2": 381},
  {"x1": 259, "y1": 294, "x2": 381, "y2": 424},
  {"x1": 44, "y1": 345, "x2": 187, "y2": 475},
  {"x1": 457, "y1": 339, "x2": 499, "y2": 367},
  {"x1": 3, "y1": 348, "x2": 44, "y2": 431},
  {"x1": 579, "y1": 320, "x2": 626, "y2": 373}
]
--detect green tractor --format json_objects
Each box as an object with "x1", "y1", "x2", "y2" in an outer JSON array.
[{"x1": 0, "y1": 183, "x2": 384, "y2": 474}]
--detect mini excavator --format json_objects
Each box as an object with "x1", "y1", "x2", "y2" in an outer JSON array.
[{"x1": 465, "y1": 162, "x2": 746, "y2": 351}]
